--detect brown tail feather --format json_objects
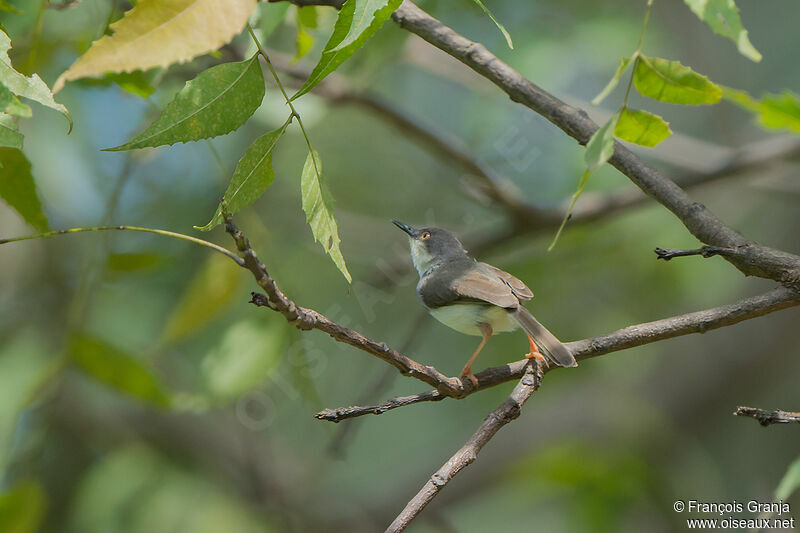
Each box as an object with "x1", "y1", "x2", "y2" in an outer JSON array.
[{"x1": 511, "y1": 307, "x2": 577, "y2": 367}]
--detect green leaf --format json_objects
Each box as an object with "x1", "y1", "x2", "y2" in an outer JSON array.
[
  {"x1": 584, "y1": 115, "x2": 618, "y2": 171},
  {"x1": 203, "y1": 320, "x2": 284, "y2": 399},
  {"x1": 294, "y1": 11, "x2": 315, "y2": 64},
  {"x1": 722, "y1": 88, "x2": 800, "y2": 134},
  {"x1": 161, "y1": 254, "x2": 241, "y2": 343},
  {"x1": 721, "y1": 85, "x2": 760, "y2": 111},
  {"x1": 106, "y1": 56, "x2": 264, "y2": 151},
  {"x1": 634, "y1": 56, "x2": 722, "y2": 105},
  {"x1": 109, "y1": 71, "x2": 158, "y2": 98},
  {"x1": 0, "y1": 30, "x2": 71, "y2": 131},
  {"x1": 592, "y1": 56, "x2": 633, "y2": 105},
  {"x1": 300, "y1": 150, "x2": 351, "y2": 282},
  {"x1": 683, "y1": 0, "x2": 761, "y2": 62},
  {"x1": 0, "y1": 147, "x2": 48, "y2": 231},
  {"x1": 614, "y1": 107, "x2": 672, "y2": 147},
  {"x1": 69, "y1": 334, "x2": 171, "y2": 407},
  {"x1": 332, "y1": 0, "x2": 407, "y2": 51},
  {"x1": 197, "y1": 123, "x2": 287, "y2": 231},
  {"x1": 0, "y1": 113, "x2": 23, "y2": 149},
  {"x1": 291, "y1": 0, "x2": 402, "y2": 101},
  {"x1": 297, "y1": 5, "x2": 318, "y2": 29},
  {"x1": 775, "y1": 456, "x2": 800, "y2": 501},
  {"x1": 0, "y1": 481, "x2": 46, "y2": 533},
  {"x1": 294, "y1": 4, "x2": 319, "y2": 63},
  {"x1": 759, "y1": 91, "x2": 800, "y2": 133},
  {"x1": 469, "y1": 0, "x2": 513, "y2": 49},
  {"x1": 53, "y1": 0, "x2": 258, "y2": 92},
  {"x1": 0, "y1": 83, "x2": 31, "y2": 117},
  {"x1": 75, "y1": 70, "x2": 158, "y2": 99}
]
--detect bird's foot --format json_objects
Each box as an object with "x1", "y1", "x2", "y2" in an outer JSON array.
[
  {"x1": 525, "y1": 336, "x2": 549, "y2": 368},
  {"x1": 459, "y1": 368, "x2": 479, "y2": 388}
]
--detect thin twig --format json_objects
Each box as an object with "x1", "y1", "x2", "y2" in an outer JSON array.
[
  {"x1": 317, "y1": 286, "x2": 800, "y2": 421},
  {"x1": 247, "y1": 25, "x2": 323, "y2": 183},
  {"x1": 734, "y1": 406, "x2": 800, "y2": 426},
  {"x1": 654, "y1": 245, "x2": 738, "y2": 261},
  {"x1": 0, "y1": 225, "x2": 244, "y2": 265},
  {"x1": 326, "y1": 313, "x2": 431, "y2": 456},
  {"x1": 226, "y1": 216, "x2": 467, "y2": 396},
  {"x1": 316, "y1": 390, "x2": 444, "y2": 422},
  {"x1": 385, "y1": 360, "x2": 543, "y2": 532}
]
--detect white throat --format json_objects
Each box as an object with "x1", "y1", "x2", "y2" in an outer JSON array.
[{"x1": 409, "y1": 239, "x2": 434, "y2": 276}]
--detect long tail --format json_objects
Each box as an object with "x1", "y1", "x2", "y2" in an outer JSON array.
[{"x1": 511, "y1": 307, "x2": 577, "y2": 367}]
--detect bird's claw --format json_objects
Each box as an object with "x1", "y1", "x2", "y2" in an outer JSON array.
[{"x1": 459, "y1": 370, "x2": 479, "y2": 388}]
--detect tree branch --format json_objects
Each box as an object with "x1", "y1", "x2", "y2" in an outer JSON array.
[
  {"x1": 224, "y1": 215, "x2": 470, "y2": 397},
  {"x1": 734, "y1": 406, "x2": 800, "y2": 426},
  {"x1": 269, "y1": 50, "x2": 800, "y2": 242},
  {"x1": 379, "y1": 286, "x2": 799, "y2": 531},
  {"x1": 267, "y1": 0, "x2": 800, "y2": 285},
  {"x1": 317, "y1": 286, "x2": 800, "y2": 421},
  {"x1": 386, "y1": 360, "x2": 543, "y2": 533},
  {"x1": 385, "y1": 1, "x2": 800, "y2": 286},
  {"x1": 257, "y1": 5, "x2": 800, "y2": 530},
  {"x1": 264, "y1": 51, "x2": 543, "y2": 222}
]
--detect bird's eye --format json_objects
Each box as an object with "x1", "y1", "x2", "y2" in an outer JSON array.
[{"x1": 420, "y1": 231, "x2": 431, "y2": 240}]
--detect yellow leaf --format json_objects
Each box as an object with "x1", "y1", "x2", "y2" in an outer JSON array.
[{"x1": 54, "y1": 0, "x2": 257, "y2": 92}]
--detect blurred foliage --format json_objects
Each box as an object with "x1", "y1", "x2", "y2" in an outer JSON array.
[
  {"x1": 0, "y1": 0, "x2": 798, "y2": 532},
  {"x1": 0, "y1": 480, "x2": 46, "y2": 533}
]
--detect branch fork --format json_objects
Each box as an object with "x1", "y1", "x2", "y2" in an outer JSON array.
[
  {"x1": 228, "y1": 1, "x2": 800, "y2": 528},
  {"x1": 215, "y1": 207, "x2": 800, "y2": 531}
]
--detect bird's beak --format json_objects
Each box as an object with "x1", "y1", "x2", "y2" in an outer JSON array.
[{"x1": 392, "y1": 220, "x2": 417, "y2": 238}]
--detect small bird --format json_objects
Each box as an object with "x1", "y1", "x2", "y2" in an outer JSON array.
[{"x1": 393, "y1": 221, "x2": 576, "y2": 383}]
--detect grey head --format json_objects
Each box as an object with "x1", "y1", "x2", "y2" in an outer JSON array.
[{"x1": 393, "y1": 220, "x2": 470, "y2": 275}]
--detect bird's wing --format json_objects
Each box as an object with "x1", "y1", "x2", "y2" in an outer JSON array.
[
  {"x1": 478, "y1": 262, "x2": 533, "y2": 301},
  {"x1": 451, "y1": 266, "x2": 520, "y2": 309}
]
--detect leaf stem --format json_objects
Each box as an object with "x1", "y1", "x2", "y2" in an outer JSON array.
[
  {"x1": 622, "y1": 0, "x2": 654, "y2": 107},
  {"x1": 0, "y1": 226, "x2": 244, "y2": 266},
  {"x1": 246, "y1": 24, "x2": 322, "y2": 180}
]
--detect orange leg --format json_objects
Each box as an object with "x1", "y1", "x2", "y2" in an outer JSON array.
[
  {"x1": 525, "y1": 335, "x2": 549, "y2": 368},
  {"x1": 460, "y1": 323, "x2": 492, "y2": 386}
]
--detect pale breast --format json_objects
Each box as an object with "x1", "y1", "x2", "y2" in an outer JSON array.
[{"x1": 429, "y1": 304, "x2": 519, "y2": 336}]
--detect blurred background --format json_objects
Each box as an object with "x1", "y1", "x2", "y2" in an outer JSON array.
[{"x1": 1, "y1": 0, "x2": 799, "y2": 531}]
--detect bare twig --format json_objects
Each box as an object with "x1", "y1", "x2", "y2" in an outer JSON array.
[
  {"x1": 654, "y1": 245, "x2": 738, "y2": 261},
  {"x1": 318, "y1": 286, "x2": 800, "y2": 421},
  {"x1": 325, "y1": 313, "x2": 431, "y2": 456},
  {"x1": 316, "y1": 390, "x2": 444, "y2": 422},
  {"x1": 0, "y1": 225, "x2": 244, "y2": 265},
  {"x1": 734, "y1": 406, "x2": 800, "y2": 426},
  {"x1": 385, "y1": 360, "x2": 543, "y2": 532},
  {"x1": 225, "y1": 216, "x2": 468, "y2": 396}
]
